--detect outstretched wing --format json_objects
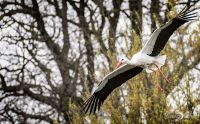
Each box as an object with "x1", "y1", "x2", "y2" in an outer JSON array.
[
  {"x1": 82, "y1": 65, "x2": 143, "y2": 114},
  {"x1": 141, "y1": 4, "x2": 198, "y2": 56}
]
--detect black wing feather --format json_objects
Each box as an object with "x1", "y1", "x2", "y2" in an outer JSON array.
[
  {"x1": 149, "y1": 5, "x2": 197, "y2": 56},
  {"x1": 82, "y1": 67, "x2": 143, "y2": 114}
]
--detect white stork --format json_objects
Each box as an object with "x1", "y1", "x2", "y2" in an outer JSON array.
[{"x1": 82, "y1": 4, "x2": 198, "y2": 114}]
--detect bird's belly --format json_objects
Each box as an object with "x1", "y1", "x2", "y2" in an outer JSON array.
[{"x1": 131, "y1": 52, "x2": 154, "y2": 66}]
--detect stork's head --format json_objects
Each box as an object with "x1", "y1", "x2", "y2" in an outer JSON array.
[{"x1": 115, "y1": 58, "x2": 125, "y2": 69}]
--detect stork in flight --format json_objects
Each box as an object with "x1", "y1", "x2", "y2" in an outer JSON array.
[{"x1": 82, "y1": 4, "x2": 198, "y2": 114}]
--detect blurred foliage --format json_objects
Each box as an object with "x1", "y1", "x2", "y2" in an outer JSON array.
[{"x1": 0, "y1": 0, "x2": 200, "y2": 123}]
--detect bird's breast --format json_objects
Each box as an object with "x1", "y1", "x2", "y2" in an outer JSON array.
[{"x1": 131, "y1": 52, "x2": 154, "y2": 66}]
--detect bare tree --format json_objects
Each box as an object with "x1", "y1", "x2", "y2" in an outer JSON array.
[{"x1": 0, "y1": 0, "x2": 199, "y2": 123}]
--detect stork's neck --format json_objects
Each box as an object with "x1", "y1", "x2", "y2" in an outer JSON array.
[{"x1": 124, "y1": 59, "x2": 134, "y2": 65}]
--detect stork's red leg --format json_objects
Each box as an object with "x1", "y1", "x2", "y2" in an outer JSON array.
[
  {"x1": 149, "y1": 68, "x2": 164, "y2": 92},
  {"x1": 152, "y1": 64, "x2": 172, "y2": 84},
  {"x1": 156, "y1": 83, "x2": 164, "y2": 92}
]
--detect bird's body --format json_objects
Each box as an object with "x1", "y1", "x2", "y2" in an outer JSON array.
[
  {"x1": 121, "y1": 51, "x2": 166, "y2": 73},
  {"x1": 82, "y1": 4, "x2": 198, "y2": 114},
  {"x1": 130, "y1": 52, "x2": 152, "y2": 66},
  {"x1": 130, "y1": 52, "x2": 161, "y2": 66}
]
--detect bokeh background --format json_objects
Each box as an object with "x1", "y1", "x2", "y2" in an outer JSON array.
[{"x1": 0, "y1": 0, "x2": 200, "y2": 123}]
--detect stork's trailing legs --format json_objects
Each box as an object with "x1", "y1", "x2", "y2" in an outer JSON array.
[
  {"x1": 149, "y1": 63, "x2": 172, "y2": 91},
  {"x1": 152, "y1": 63, "x2": 172, "y2": 84},
  {"x1": 149, "y1": 68, "x2": 164, "y2": 92}
]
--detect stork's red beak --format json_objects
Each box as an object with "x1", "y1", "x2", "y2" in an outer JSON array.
[{"x1": 115, "y1": 61, "x2": 122, "y2": 69}]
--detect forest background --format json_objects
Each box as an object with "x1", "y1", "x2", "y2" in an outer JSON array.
[{"x1": 0, "y1": 0, "x2": 200, "y2": 123}]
